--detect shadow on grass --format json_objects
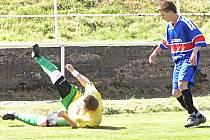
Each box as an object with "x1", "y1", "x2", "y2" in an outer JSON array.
[
  {"x1": 9, "y1": 125, "x2": 26, "y2": 127},
  {"x1": 8, "y1": 125, "x2": 126, "y2": 130},
  {"x1": 195, "y1": 125, "x2": 210, "y2": 128},
  {"x1": 97, "y1": 126, "x2": 127, "y2": 130}
]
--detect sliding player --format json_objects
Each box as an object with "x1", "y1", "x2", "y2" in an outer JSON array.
[{"x1": 2, "y1": 44, "x2": 103, "y2": 128}]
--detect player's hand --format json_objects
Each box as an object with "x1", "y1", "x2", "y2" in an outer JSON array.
[
  {"x1": 190, "y1": 52, "x2": 197, "y2": 66},
  {"x1": 57, "y1": 109, "x2": 66, "y2": 117},
  {"x1": 65, "y1": 64, "x2": 74, "y2": 72},
  {"x1": 149, "y1": 52, "x2": 157, "y2": 64}
]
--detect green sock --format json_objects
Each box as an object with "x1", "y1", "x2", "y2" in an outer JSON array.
[
  {"x1": 35, "y1": 56, "x2": 58, "y2": 74},
  {"x1": 15, "y1": 113, "x2": 38, "y2": 126},
  {"x1": 61, "y1": 85, "x2": 78, "y2": 110},
  {"x1": 56, "y1": 118, "x2": 69, "y2": 126}
]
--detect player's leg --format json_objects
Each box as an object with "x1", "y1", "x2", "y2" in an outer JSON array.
[
  {"x1": 178, "y1": 59, "x2": 206, "y2": 127},
  {"x1": 173, "y1": 89, "x2": 201, "y2": 117},
  {"x1": 2, "y1": 112, "x2": 48, "y2": 126},
  {"x1": 2, "y1": 112, "x2": 71, "y2": 127},
  {"x1": 32, "y1": 44, "x2": 62, "y2": 85},
  {"x1": 179, "y1": 81, "x2": 206, "y2": 127},
  {"x1": 32, "y1": 44, "x2": 81, "y2": 110},
  {"x1": 172, "y1": 62, "x2": 188, "y2": 111},
  {"x1": 178, "y1": 81, "x2": 200, "y2": 127}
]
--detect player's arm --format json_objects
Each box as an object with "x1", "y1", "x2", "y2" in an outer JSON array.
[
  {"x1": 65, "y1": 64, "x2": 90, "y2": 87},
  {"x1": 149, "y1": 45, "x2": 162, "y2": 64},
  {"x1": 182, "y1": 20, "x2": 206, "y2": 66},
  {"x1": 190, "y1": 47, "x2": 201, "y2": 66},
  {"x1": 57, "y1": 110, "x2": 77, "y2": 128}
]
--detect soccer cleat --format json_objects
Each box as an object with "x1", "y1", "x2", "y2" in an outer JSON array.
[
  {"x1": 197, "y1": 114, "x2": 206, "y2": 125},
  {"x1": 2, "y1": 113, "x2": 15, "y2": 120},
  {"x1": 31, "y1": 44, "x2": 40, "y2": 58},
  {"x1": 184, "y1": 115, "x2": 199, "y2": 128}
]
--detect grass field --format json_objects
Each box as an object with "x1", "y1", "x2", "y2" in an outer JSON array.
[
  {"x1": 1, "y1": 97, "x2": 210, "y2": 140},
  {"x1": 1, "y1": 112, "x2": 210, "y2": 140}
]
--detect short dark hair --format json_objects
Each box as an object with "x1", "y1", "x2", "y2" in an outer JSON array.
[
  {"x1": 158, "y1": 0, "x2": 177, "y2": 13},
  {"x1": 84, "y1": 95, "x2": 99, "y2": 110}
]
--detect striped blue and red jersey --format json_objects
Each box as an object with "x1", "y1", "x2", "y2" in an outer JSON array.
[{"x1": 159, "y1": 15, "x2": 207, "y2": 61}]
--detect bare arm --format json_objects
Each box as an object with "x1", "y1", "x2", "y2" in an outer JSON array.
[
  {"x1": 65, "y1": 64, "x2": 90, "y2": 87},
  {"x1": 190, "y1": 47, "x2": 201, "y2": 66},
  {"x1": 57, "y1": 110, "x2": 77, "y2": 127},
  {"x1": 149, "y1": 46, "x2": 162, "y2": 64}
]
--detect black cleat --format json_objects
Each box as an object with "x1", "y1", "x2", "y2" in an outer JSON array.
[
  {"x1": 197, "y1": 114, "x2": 206, "y2": 125},
  {"x1": 2, "y1": 113, "x2": 15, "y2": 120},
  {"x1": 32, "y1": 44, "x2": 40, "y2": 58},
  {"x1": 184, "y1": 115, "x2": 199, "y2": 128}
]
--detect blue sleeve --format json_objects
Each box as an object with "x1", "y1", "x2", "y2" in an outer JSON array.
[{"x1": 182, "y1": 21, "x2": 207, "y2": 47}]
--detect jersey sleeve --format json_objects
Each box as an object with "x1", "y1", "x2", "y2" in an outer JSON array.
[
  {"x1": 159, "y1": 36, "x2": 170, "y2": 50},
  {"x1": 159, "y1": 24, "x2": 171, "y2": 50},
  {"x1": 182, "y1": 20, "x2": 207, "y2": 47},
  {"x1": 84, "y1": 82, "x2": 98, "y2": 95}
]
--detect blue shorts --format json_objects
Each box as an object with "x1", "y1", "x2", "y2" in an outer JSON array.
[{"x1": 172, "y1": 59, "x2": 197, "y2": 90}]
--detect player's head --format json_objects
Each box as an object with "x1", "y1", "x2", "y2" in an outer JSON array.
[
  {"x1": 84, "y1": 95, "x2": 99, "y2": 110},
  {"x1": 158, "y1": 0, "x2": 177, "y2": 22},
  {"x1": 158, "y1": 0, "x2": 177, "y2": 13}
]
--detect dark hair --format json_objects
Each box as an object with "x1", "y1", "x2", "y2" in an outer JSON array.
[
  {"x1": 158, "y1": 0, "x2": 177, "y2": 13},
  {"x1": 84, "y1": 95, "x2": 99, "y2": 110}
]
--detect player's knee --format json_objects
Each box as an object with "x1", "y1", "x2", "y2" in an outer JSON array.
[
  {"x1": 37, "y1": 116, "x2": 47, "y2": 127},
  {"x1": 178, "y1": 81, "x2": 188, "y2": 91},
  {"x1": 172, "y1": 90, "x2": 181, "y2": 97}
]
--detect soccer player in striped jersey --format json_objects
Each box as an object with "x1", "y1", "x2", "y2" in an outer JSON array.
[
  {"x1": 149, "y1": 0, "x2": 207, "y2": 128},
  {"x1": 2, "y1": 44, "x2": 103, "y2": 128}
]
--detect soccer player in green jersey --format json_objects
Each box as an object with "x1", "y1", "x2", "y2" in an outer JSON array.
[{"x1": 2, "y1": 44, "x2": 103, "y2": 128}]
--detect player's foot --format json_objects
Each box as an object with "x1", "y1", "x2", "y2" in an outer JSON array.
[
  {"x1": 2, "y1": 113, "x2": 15, "y2": 120},
  {"x1": 184, "y1": 115, "x2": 199, "y2": 128},
  {"x1": 197, "y1": 114, "x2": 206, "y2": 125},
  {"x1": 32, "y1": 44, "x2": 40, "y2": 58}
]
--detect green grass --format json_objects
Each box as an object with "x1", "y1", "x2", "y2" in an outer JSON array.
[
  {"x1": 1, "y1": 96, "x2": 210, "y2": 140},
  {"x1": 1, "y1": 112, "x2": 210, "y2": 140}
]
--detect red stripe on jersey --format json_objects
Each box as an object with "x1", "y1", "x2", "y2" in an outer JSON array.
[
  {"x1": 171, "y1": 43, "x2": 194, "y2": 52},
  {"x1": 193, "y1": 35, "x2": 205, "y2": 44},
  {"x1": 162, "y1": 39, "x2": 171, "y2": 49}
]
